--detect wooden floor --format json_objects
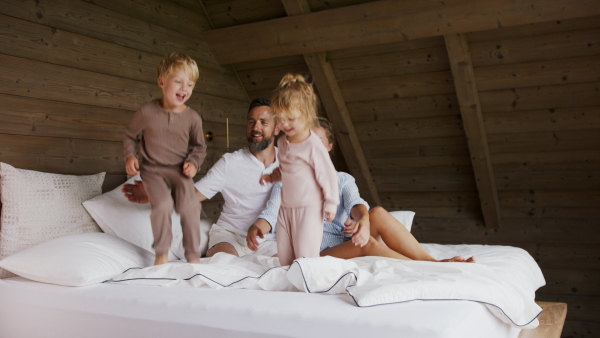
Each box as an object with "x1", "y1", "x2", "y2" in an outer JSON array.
[{"x1": 519, "y1": 302, "x2": 568, "y2": 338}]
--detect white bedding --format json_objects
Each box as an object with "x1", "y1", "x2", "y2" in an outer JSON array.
[
  {"x1": 0, "y1": 276, "x2": 522, "y2": 338},
  {"x1": 105, "y1": 243, "x2": 544, "y2": 329},
  {"x1": 0, "y1": 243, "x2": 543, "y2": 338}
]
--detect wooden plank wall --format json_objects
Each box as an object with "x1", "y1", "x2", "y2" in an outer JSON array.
[
  {"x1": 0, "y1": 0, "x2": 250, "y2": 218},
  {"x1": 468, "y1": 18, "x2": 600, "y2": 337},
  {"x1": 327, "y1": 16, "x2": 600, "y2": 338}
]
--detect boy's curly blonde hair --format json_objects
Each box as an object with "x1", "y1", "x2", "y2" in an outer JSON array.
[
  {"x1": 271, "y1": 73, "x2": 319, "y2": 129},
  {"x1": 157, "y1": 52, "x2": 199, "y2": 82}
]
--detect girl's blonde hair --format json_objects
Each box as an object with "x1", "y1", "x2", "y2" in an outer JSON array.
[
  {"x1": 157, "y1": 52, "x2": 199, "y2": 82},
  {"x1": 271, "y1": 73, "x2": 318, "y2": 129}
]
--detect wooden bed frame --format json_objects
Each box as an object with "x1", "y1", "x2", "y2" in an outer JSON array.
[{"x1": 519, "y1": 302, "x2": 567, "y2": 338}]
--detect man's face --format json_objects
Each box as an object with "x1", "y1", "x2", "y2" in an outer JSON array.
[{"x1": 247, "y1": 105, "x2": 278, "y2": 152}]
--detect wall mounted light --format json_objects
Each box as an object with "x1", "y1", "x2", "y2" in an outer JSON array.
[{"x1": 204, "y1": 117, "x2": 229, "y2": 151}]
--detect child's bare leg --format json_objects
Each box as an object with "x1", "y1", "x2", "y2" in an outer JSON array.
[
  {"x1": 154, "y1": 254, "x2": 169, "y2": 265},
  {"x1": 321, "y1": 236, "x2": 412, "y2": 260},
  {"x1": 368, "y1": 206, "x2": 475, "y2": 263}
]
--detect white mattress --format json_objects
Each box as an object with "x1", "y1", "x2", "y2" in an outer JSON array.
[{"x1": 0, "y1": 276, "x2": 521, "y2": 338}]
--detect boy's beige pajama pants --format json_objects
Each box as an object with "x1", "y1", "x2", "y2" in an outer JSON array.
[{"x1": 141, "y1": 165, "x2": 201, "y2": 261}]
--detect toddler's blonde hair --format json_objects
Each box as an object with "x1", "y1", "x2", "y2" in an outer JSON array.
[
  {"x1": 271, "y1": 73, "x2": 318, "y2": 129},
  {"x1": 157, "y1": 52, "x2": 199, "y2": 82}
]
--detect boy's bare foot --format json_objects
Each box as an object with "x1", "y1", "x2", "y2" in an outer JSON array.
[
  {"x1": 439, "y1": 255, "x2": 476, "y2": 263},
  {"x1": 154, "y1": 254, "x2": 169, "y2": 265},
  {"x1": 188, "y1": 258, "x2": 201, "y2": 264}
]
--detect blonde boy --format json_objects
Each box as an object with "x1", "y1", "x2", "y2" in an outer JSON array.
[{"x1": 123, "y1": 52, "x2": 206, "y2": 265}]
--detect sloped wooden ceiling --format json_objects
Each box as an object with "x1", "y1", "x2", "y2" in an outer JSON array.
[
  {"x1": 199, "y1": 0, "x2": 599, "y2": 231},
  {"x1": 202, "y1": 0, "x2": 599, "y2": 63}
]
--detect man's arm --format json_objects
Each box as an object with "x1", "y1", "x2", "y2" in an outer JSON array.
[
  {"x1": 195, "y1": 188, "x2": 207, "y2": 202},
  {"x1": 122, "y1": 180, "x2": 207, "y2": 203},
  {"x1": 246, "y1": 181, "x2": 282, "y2": 251}
]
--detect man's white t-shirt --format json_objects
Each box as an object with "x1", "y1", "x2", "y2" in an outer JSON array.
[{"x1": 195, "y1": 147, "x2": 279, "y2": 236}]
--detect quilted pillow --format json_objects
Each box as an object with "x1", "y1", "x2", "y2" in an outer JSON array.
[{"x1": 0, "y1": 163, "x2": 105, "y2": 278}]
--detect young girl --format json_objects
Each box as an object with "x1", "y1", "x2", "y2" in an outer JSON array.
[{"x1": 260, "y1": 73, "x2": 339, "y2": 266}]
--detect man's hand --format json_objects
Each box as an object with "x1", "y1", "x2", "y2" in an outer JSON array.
[
  {"x1": 183, "y1": 162, "x2": 197, "y2": 178},
  {"x1": 342, "y1": 217, "x2": 370, "y2": 247},
  {"x1": 246, "y1": 219, "x2": 271, "y2": 251},
  {"x1": 246, "y1": 224, "x2": 264, "y2": 251},
  {"x1": 121, "y1": 180, "x2": 149, "y2": 204},
  {"x1": 259, "y1": 174, "x2": 272, "y2": 185}
]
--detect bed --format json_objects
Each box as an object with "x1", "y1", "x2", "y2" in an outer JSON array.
[{"x1": 0, "y1": 162, "x2": 565, "y2": 338}]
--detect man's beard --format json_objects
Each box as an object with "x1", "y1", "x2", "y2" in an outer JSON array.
[{"x1": 248, "y1": 133, "x2": 272, "y2": 152}]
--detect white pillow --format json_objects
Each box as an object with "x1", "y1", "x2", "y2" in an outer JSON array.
[
  {"x1": 388, "y1": 210, "x2": 415, "y2": 232},
  {"x1": 0, "y1": 163, "x2": 105, "y2": 278},
  {"x1": 0, "y1": 232, "x2": 153, "y2": 286},
  {"x1": 83, "y1": 175, "x2": 211, "y2": 260}
]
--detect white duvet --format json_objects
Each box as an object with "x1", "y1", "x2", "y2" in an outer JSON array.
[{"x1": 106, "y1": 243, "x2": 544, "y2": 329}]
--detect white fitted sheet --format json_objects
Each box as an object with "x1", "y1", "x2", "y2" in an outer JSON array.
[{"x1": 0, "y1": 276, "x2": 522, "y2": 338}]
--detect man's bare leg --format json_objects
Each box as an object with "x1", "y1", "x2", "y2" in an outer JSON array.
[{"x1": 206, "y1": 242, "x2": 239, "y2": 257}]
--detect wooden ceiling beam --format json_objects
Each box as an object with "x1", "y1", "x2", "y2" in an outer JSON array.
[
  {"x1": 281, "y1": 0, "x2": 381, "y2": 206},
  {"x1": 203, "y1": 0, "x2": 600, "y2": 64},
  {"x1": 444, "y1": 33, "x2": 501, "y2": 229}
]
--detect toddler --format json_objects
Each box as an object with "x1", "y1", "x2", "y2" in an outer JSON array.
[
  {"x1": 261, "y1": 73, "x2": 339, "y2": 266},
  {"x1": 123, "y1": 52, "x2": 206, "y2": 265}
]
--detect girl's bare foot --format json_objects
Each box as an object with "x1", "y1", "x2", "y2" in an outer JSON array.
[
  {"x1": 439, "y1": 255, "x2": 476, "y2": 263},
  {"x1": 154, "y1": 254, "x2": 169, "y2": 265}
]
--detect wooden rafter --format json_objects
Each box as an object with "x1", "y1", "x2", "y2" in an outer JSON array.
[
  {"x1": 444, "y1": 33, "x2": 501, "y2": 229},
  {"x1": 281, "y1": 0, "x2": 381, "y2": 206},
  {"x1": 203, "y1": 0, "x2": 600, "y2": 64}
]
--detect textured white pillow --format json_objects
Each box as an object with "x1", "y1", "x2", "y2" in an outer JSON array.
[
  {"x1": 0, "y1": 163, "x2": 105, "y2": 278},
  {"x1": 83, "y1": 175, "x2": 211, "y2": 261},
  {"x1": 0, "y1": 232, "x2": 153, "y2": 286},
  {"x1": 388, "y1": 210, "x2": 415, "y2": 232}
]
